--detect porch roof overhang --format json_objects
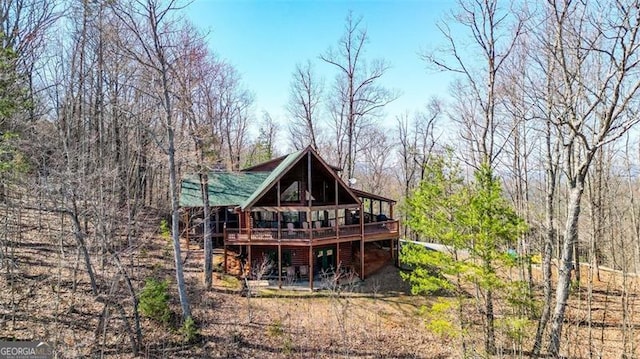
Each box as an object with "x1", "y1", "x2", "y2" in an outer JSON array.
[{"x1": 351, "y1": 189, "x2": 397, "y2": 204}]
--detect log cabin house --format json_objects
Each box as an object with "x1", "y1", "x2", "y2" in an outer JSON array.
[{"x1": 179, "y1": 146, "x2": 399, "y2": 289}]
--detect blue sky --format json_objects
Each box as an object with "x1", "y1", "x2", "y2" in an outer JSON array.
[{"x1": 185, "y1": 0, "x2": 455, "y2": 139}]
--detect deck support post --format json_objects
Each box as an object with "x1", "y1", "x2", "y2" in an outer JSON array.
[
  {"x1": 277, "y1": 181, "x2": 281, "y2": 240},
  {"x1": 278, "y1": 243, "x2": 282, "y2": 288},
  {"x1": 277, "y1": 180, "x2": 282, "y2": 288},
  {"x1": 308, "y1": 208, "x2": 312, "y2": 242},
  {"x1": 394, "y1": 239, "x2": 399, "y2": 267},
  {"x1": 307, "y1": 151, "x2": 313, "y2": 242},
  {"x1": 390, "y1": 239, "x2": 395, "y2": 265},
  {"x1": 309, "y1": 245, "x2": 314, "y2": 291},
  {"x1": 223, "y1": 223, "x2": 227, "y2": 273},
  {"x1": 223, "y1": 244, "x2": 227, "y2": 274},
  {"x1": 391, "y1": 239, "x2": 395, "y2": 261},
  {"x1": 247, "y1": 245, "x2": 252, "y2": 278},
  {"x1": 334, "y1": 179, "x2": 339, "y2": 238}
]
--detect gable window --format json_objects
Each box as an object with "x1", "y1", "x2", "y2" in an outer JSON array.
[{"x1": 281, "y1": 181, "x2": 300, "y2": 202}]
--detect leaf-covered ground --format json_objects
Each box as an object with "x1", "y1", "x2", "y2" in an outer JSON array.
[{"x1": 1, "y1": 203, "x2": 639, "y2": 358}]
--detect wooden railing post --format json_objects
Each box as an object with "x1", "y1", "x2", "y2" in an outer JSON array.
[
  {"x1": 246, "y1": 211, "x2": 252, "y2": 242},
  {"x1": 309, "y1": 245, "x2": 314, "y2": 291},
  {"x1": 247, "y1": 244, "x2": 252, "y2": 278}
]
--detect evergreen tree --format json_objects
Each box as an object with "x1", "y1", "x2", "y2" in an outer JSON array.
[
  {"x1": 0, "y1": 32, "x2": 27, "y2": 132},
  {"x1": 0, "y1": 32, "x2": 29, "y2": 200},
  {"x1": 402, "y1": 157, "x2": 527, "y2": 355}
]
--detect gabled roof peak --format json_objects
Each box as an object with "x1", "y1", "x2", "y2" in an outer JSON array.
[
  {"x1": 239, "y1": 146, "x2": 357, "y2": 210},
  {"x1": 241, "y1": 145, "x2": 342, "y2": 173},
  {"x1": 180, "y1": 145, "x2": 360, "y2": 210}
]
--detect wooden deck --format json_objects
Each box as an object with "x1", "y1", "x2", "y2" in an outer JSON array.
[{"x1": 224, "y1": 220, "x2": 399, "y2": 246}]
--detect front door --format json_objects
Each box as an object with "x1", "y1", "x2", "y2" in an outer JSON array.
[{"x1": 315, "y1": 247, "x2": 336, "y2": 273}]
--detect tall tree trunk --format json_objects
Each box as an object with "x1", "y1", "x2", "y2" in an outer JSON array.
[
  {"x1": 201, "y1": 173, "x2": 212, "y2": 289},
  {"x1": 485, "y1": 287, "x2": 496, "y2": 354},
  {"x1": 69, "y1": 195, "x2": 98, "y2": 296},
  {"x1": 164, "y1": 86, "x2": 191, "y2": 320},
  {"x1": 549, "y1": 184, "x2": 583, "y2": 356},
  {"x1": 167, "y1": 123, "x2": 190, "y2": 319},
  {"x1": 532, "y1": 166, "x2": 556, "y2": 356}
]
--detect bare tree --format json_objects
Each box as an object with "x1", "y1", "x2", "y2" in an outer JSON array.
[
  {"x1": 287, "y1": 60, "x2": 323, "y2": 151},
  {"x1": 395, "y1": 100, "x2": 442, "y2": 238},
  {"x1": 423, "y1": 2, "x2": 525, "y2": 352},
  {"x1": 172, "y1": 23, "x2": 223, "y2": 289},
  {"x1": 425, "y1": 0, "x2": 524, "y2": 169},
  {"x1": 535, "y1": 1, "x2": 640, "y2": 355},
  {"x1": 357, "y1": 126, "x2": 394, "y2": 194},
  {"x1": 624, "y1": 134, "x2": 640, "y2": 273},
  {"x1": 321, "y1": 11, "x2": 396, "y2": 179},
  {"x1": 530, "y1": 95, "x2": 562, "y2": 357},
  {"x1": 113, "y1": 0, "x2": 192, "y2": 321},
  {"x1": 0, "y1": 0, "x2": 60, "y2": 123},
  {"x1": 216, "y1": 65, "x2": 253, "y2": 170},
  {"x1": 246, "y1": 111, "x2": 278, "y2": 166}
]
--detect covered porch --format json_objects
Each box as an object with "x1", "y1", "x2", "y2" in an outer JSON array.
[
  {"x1": 225, "y1": 203, "x2": 399, "y2": 244},
  {"x1": 225, "y1": 238, "x2": 396, "y2": 291}
]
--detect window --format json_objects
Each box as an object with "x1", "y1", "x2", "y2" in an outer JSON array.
[
  {"x1": 265, "y1": 249, "x2": 291, "y2": 267},
  {"x1": 282, "y1": 211, "x2": 301, "y2": 226},
  {"x1": 281, "y1": 181, "x2": 300, "y2": 202}
]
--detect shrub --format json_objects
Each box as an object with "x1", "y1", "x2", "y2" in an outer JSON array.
[
  {"x1": 424, "y1": 299, "x2": 460, "y2": 339},
  {"x1": 159, "y1": 219, "x2": 171, "y2": 239},
  {"x1": 267, "y1": 319, "x2": 284, "y2": 337},
  {"x1": 498, "y1": 317, "x2": 531, "y2": 344},
  {"x1": 139, "y1": 278, "x2": 171, "y2": 324},
  {"x1": 282, "y1": 336, "x2": 293, "y2": 355},
  {"x1": 159, "y1": 219, "x2": 173, "y2": 258},
  {"x1": 180, "y1": 316, "x2": 200, "y2": 343},
  {"x1": 531, "y1": 254, "x2": 542, "y2": 264}
]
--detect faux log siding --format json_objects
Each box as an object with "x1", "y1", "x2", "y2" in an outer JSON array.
[
  {"x1": 289, "y1": 247, "x2": 309, "y2": 267},
  {"x1": 245, "y1": 244, "x2": 359, "y2": 269},
  {"x1": 338, "y1": 242, "x2": 353, "y2": 267},
  {"x1": 250, "y1": 247, "x2": 269, "y2": 263},
  {"x1": 249, "y1": 246, "x2": 309, "y2": 267}
]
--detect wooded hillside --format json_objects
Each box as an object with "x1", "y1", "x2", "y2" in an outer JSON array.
[{"x1": 1, "y1": 0, "x2": 640, "y2": 358}]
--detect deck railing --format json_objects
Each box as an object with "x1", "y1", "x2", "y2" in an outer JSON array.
[
  {"x1": 364, "y1": 220, "x2": 399, "y2": 234},
  {"x1": 225, "y1": 220, "x2": 399, "y2": 244}
]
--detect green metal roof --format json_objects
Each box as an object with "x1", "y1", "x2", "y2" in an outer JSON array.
[
  {"x1": 239, "y1": 149, "x2": 305, "y2": 209},
  {"x1": 179, "y1": 171, "x2": 270, "y2": 208},
  {"x1": 179, "y1": 147, "x2": 357, "y2": 210}
]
